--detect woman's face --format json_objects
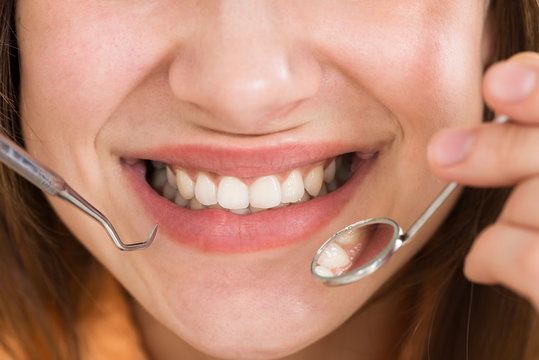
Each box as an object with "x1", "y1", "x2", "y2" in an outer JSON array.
[{"x1": 17, "y1": 1, "x2": 489, "y2": 358}]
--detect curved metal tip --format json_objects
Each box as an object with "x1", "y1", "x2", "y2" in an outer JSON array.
[{"x1": 118, "y1": 223, "x2": 159, "y2": 251}]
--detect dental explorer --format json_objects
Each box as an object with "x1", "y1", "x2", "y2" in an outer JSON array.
[{"x1": 0, "y1": 132, "x2": 157, "y2": 251}]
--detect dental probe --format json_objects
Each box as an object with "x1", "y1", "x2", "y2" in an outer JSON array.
[{"x1": 0, "y1": 132, "x2": 157, "y2": 251}]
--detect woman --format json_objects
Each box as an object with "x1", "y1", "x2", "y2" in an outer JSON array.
[{"x1": 0, "y1": 0, "x2": 538, "y2": 359}]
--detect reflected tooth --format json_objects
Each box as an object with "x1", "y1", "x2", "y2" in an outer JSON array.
[
  {"x1": 217, "y1": 177, "x2": 249, "y2": 209},
  {"x1": 166, "y1": 167, "x2": 177, "y2": 188},
  {"x1": 304, "y1": 165, "x2": 324, "y2": 196},
  {"x1": 174, "y1": 192, "x2": 189, "y2": 207},
  {"x1": 314, "y1": 265, "x2": 334, "y2": 278},
  {"x1": 151, "y1": 168, "x2": 167, "y2": 190},
  {"x1": 195, "y1": 173, "x2": 217, "y2": 205},
  {"x1": 281, "y1": 170, "x2": 305, "y2": 203},
  {"x1": 189, "y1": 197, "x2": 206, "y2": 210},
  {"x1": 162, "y1": 183, "x2": 177, "y2": 201},
  {"x1": 336, "y1": 231, "x2": 359, "y2": 246},
  {"x1": 324, "y1": 159, "x2": 336, "y2": 184},
  {"x1": 249, "y1": 206, "x2": 265, "y2": 213},
  {"x1": 176, "y1": 170, "x2": 195, "y2": 200},
  {"x1": 317, "y1": 243, "x2": 351, "y2": 269},
  {"x1": 249, "y1": 176, "x2": 281, "y2": 209}
]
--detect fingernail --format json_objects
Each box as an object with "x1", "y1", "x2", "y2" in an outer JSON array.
[
  {"x1": 488, "y1": 62, "x2": 536, "y2": 102},
  {"x1": 428, "y1": 129, "x2": 475, "y2": 166}
]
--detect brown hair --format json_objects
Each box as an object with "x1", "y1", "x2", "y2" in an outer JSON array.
[{"x1": 0, "y1": 1, "x2": 538, "y2": 359}]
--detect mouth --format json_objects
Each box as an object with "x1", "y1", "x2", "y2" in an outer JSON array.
[
  {"x1": 122, "y1": 146, "x2": 378, "y2": 253},
  {"x1": 146, "y1": 153, "x2": 362, "y2": 214}
]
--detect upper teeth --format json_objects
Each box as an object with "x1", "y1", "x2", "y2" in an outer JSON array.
[{"x1": 150, "y1": 158, "x2": 342, "y2": 213}]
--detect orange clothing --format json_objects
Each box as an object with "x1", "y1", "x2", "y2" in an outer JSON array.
[{"x1": 0, "y1": 274, "x2": 148, "y2": 359}]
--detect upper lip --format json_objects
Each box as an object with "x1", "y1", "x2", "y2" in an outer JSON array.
[{"x1": 120, "y1": 141, "x2": 388, "y2": 178}]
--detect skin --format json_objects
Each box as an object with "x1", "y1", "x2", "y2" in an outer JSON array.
[{"x1": 14, "y1": 1, "x2": 537, "y2": 359}]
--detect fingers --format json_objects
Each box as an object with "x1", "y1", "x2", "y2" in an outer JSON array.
[
  {"x1": 428, "y1": 52, "x2": 539, "y2": 311},
  {"x1": 483, "y1": 52, "x2": 539, "y2": 124},
  {"x1": 427, "y1": 121, "x2": 539, "y2": 186},
  {"x1": 464, "y1": 222, "x2": 539, "y2": 311},
  {"x1": 427, "y1": 52, "x2": 539, "y2": 186}
]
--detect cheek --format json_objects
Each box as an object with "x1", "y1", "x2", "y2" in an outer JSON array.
[
  {"x1": 16, "y1": 1, "x2": 159, "y2": 141},
  {"x1": 314, "y1": 1, "x2": 486, "y2": 130}
]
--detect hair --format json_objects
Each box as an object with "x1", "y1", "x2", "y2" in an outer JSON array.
[{"x1": 0, "y1": 0, "x2": 538, "y2": 359}]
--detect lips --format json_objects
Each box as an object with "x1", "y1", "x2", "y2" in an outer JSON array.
[{"x1": 121, "y1": 144, "x2": 379, "y2": 253}]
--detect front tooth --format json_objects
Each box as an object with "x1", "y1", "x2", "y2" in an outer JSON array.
[
  {"x1": 195, "y1": 173, "x2": 217, "y2": 205},
  {"x1": 166, "y1": 167, "x2": 177, "y2": 188},
  {"x1": 304, "y1": 165, "x2": 324, "y2": 196},
  {"x1": 217, "y1": 177, "x2": 249, "y2": 209},
  {"x1": 176, "y1": 170, "x2": 195, "y2": 200},
  {"x1": 324, "y1": 159, "x2": 336, "y2": 184},
  {"x1": 317, "y1": 243, "x2": 351, "y2": 269},
  {"x1": 281, "y1": 170, "x2": 305, "y2": 203},
  {"x1": 249, "y1": 176, "x2": 281, "y2": 209}
]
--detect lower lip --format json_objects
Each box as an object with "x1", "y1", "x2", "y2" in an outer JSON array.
[{"x1": 124, "y1": 159, "x2": 375, "y2": 253}]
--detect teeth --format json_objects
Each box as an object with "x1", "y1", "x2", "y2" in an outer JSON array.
[
  {"x1": 318, "y1": 183, "x2": 328, "y2": 197},
  {"x1": 304, "y1": 165, "x2": 324, "y2": 196},
  {"x1": 249, "y1": 176, "x2": 281, "y2": 209},
  {"x1": 176, "y1": 170, "x2": 195, "y2": 200},
  {"x1": 324, "y1": 159, "x2": 336, "y2": 184},
  {"x1": 149, "y1": 153, "x2": 359, "y2": 213},
  {"x1": 151, "y1": 160, "x2": 166, "y2": 169},
  {"x1": 166, "y1": 167, "x2": 177, "y2": 188},
  {"x1": 314, "y1": 265, "x2": 334, "y2": 278},
  {"x1": 195, "y1": 173, "x2": 217, "y2": 205},
  {"x1": 174, "y1": 192, "x2": 189, "y2": 207},
  {"x1": 217, "y1": 176, "x2": 249, "y2": 209},
  {"x1": 162, "y1": 183, "x2": 177, "y2": 201},
  {"x1": 317, "y1": 243, "x2": 351, "y2": 269},
  {"x1": 335, "y1": 230, "x2": 359, "y2": 246},
  {"x1": 281, "y1": 170, "x2": 305, "y2": 203},
  {"x1": 150, "y1": 167, "x2": 167, "y2": 190},
  {"x1": 299, "y1": 191, "x2": 311, "y2": 203},
  {"x1": 230, "y1": 208, "x2": 250, "y2": 215},
  {"x1": 189, "y1": 197, "x2": 206, "y2": 210}
]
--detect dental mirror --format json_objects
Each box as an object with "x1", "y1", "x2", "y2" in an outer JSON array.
[{"x1": 312, "y1": 114, "x2": 508, "y2": 286}]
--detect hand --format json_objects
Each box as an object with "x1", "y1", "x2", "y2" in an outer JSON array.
[{"x1": 428, "y1": 52, "x2": 539, "y2": 311}]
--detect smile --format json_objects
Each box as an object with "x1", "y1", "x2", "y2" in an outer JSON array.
[
  {"x1": 122, "y1": 144, "x2": 380, "y2": 253},
  {"x1": 146, "y1": 153, "x2": 364, "y2": 214}
]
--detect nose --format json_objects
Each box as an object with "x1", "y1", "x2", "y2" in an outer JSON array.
[{"x1": 168, "y1": 2, "x2": 322, "y2": 135}]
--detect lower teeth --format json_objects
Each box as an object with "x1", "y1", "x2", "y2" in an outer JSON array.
[{"x1": 145, "y1": 153, "x2": 355, "y2": 214}]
